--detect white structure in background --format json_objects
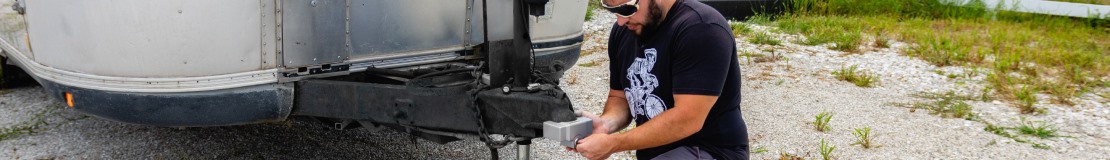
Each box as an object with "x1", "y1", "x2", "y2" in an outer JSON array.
[{"x1": 948, "y1": 0, "x2": 1110, "y2": 18}]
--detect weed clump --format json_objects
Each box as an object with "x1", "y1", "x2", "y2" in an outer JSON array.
[
  {"x1": 909, "y1": 91, "x2": 976, "y2": 119},
  {"x1": 813, "y1": 111, "x2": 832, "y2": 132},
  {"x1": 585, "y1": 1, "x2": 600, "y2": 21},
  {"x1": 832, "y1": 65, "x2": 878, "y2": 87},
  {"x1": 752, "y1": 146, "x2": 768, "y2": 154},
  {"x1": 749, "y1": 32, "x2": 782, "y2": 46},
  {"x1": 776, "y1": 16, "x2": 863, "y2": 52},
  {"x1": 981, "y1": 119, "x2": 1058, "y2": 149},
  {"x1": 818, "y1": 138, "x2": 835, "y2": 160},
  {"x1": 0, "y1": 108, "x2": 54, "y2": 141},
  {"x1": 852, "y1": 127, "x2": 876, "y2": 149},
  {"x1": 1014, "y1": 86, "x2": 1039, "y2": 114},
  {"x1": 731, "y1": 22, "x2": 753, "y2": 36},
  {"x1": 779, "y1": 152, "x2": 805, "y2": 160},
  {"x1": 1016, "y1": 118, "x2": 1060, "y2": 139}
]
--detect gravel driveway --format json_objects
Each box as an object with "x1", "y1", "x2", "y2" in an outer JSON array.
[{"x1": 3, "y1": 8, "x2": 1110, "y2": 160}]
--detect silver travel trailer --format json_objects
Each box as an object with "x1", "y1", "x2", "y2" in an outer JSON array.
[{"x1": 0, "y1": 0, "x2": 588, "y2": 155}]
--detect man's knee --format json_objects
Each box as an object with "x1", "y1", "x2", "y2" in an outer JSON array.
[{"x1": 652, "y1": 146, "x2": 714, "y2": 160}]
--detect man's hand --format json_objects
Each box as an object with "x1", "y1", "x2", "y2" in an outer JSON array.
[
  {"x1": 578, "y1": 111, "x2": 615, "y2": 135},
  {"x1": 571, "y1": 94, "x2": 718, "y2": 157},
  {"x1": 567, "y1": 111, "x2": 617, "y2": 152},
  {"x1": 575, "y1": 133, "x2": 620, "y2": 160}
]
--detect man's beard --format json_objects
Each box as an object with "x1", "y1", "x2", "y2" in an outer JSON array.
[{"x1": 635, "y1": 0, "x2": 665, "y2": 39}]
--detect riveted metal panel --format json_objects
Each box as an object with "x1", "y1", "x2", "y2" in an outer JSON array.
[
  {"x1": 281, "y1": 0, "x2": 348, "y2": 67},
  {"x1": 468, "y1": 0, "x2": 485, "y2": 47},
  {"x1": 261, "y1": 0, "x2": 278, "y2": 68},
  {"x1": 528, "y1": 0, "x2": 588, "y2": 43},
  {"x1": 348, "y1": 0, "x2": 468, "y2": 59},
  {"x1": 24, "y1": 0, "x2": 267, "y2": 77},
  {"x1": 0, "y1": 0, "x2": 30, "y2": 60}
]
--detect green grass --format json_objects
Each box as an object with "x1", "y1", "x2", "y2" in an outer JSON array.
[
  {"x1": 748, "y1": 32, "x2": 782, "y2": 46},
  {"x1": 852, "y1": 127, "x2": 876, "y2": 149},
  {"x1": 779, "y1": 0, "x2": 1110, "y2": 106},
  {"x1": 776, "y1": 16, "x2": 863, "y2": 52},
  {"x1": 909, "y1": 91, "x2": 977, "y2": 119},
  {"x1": 738, "y1": 51, "x2": 765, "y2": 59},
  {"x1": 730, "y1": 22, "x2": 753, "y2": 36},
  {"x1": 1014, "y1": 86, "x2": 1040, "y2": 114},
  {"x1": 1016, "y1": 118, "x2": 1061, "y2": 139},
  {"x1": 982, "y1": 120, "x2": 1055, "y2": 149},
  {"x1": 873, "y1": 32, "x2": 890, "y2": 48},
  {"x1": 746, "y1": 13, "x2": 774, "y2": 25},
  {"x1": 0, "y1": 107, "x2": 53, "y2": 141},
  {"x1": 1098, "y1": 91, "x2": 1110, "y2": 102},
  {"x1": 818, "y1": 138, "x2": 835, "y2": 160},
  {"x1": 813, "y1": 111, "x2": 832, "y2": 132},
  {"x1": 752, "y1": 146, "x2": 768, "y2": 154},
  {"x1": 585, "y1": 0, "x2": 600, "y2": 21},
  {"x1": 832, "y1": 65, "x2": 879, "y2": 87},
  {"x1": 779, "y1": 152, "x2": 805, "y2": 160}
]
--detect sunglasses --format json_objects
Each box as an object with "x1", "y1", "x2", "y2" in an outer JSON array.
[{"x1": 600, "y1": 0, "x2": 639, "y2": 17}]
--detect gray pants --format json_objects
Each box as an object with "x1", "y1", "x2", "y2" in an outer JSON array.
[{"x1": 652, "y1": 146, "x2": 715, "y2": 160}]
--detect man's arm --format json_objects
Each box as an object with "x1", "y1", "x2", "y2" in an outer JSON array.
[
  {"x1": 569, "y1": 89, "x2": 632, "y2": 152},
  {"x1": 594, "y1": 89, "x2": 632, "y2": 134},
  {"x1": 576, "y1": 94, "x2": 718, "y2": 159},
  {"x1": 611, "y1": 94, "x2": 717, "y2": 150}
]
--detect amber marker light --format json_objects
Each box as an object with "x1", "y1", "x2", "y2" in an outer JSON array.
[{"x1": 65, "y1": 92, "x2": 74, "y2": 108}]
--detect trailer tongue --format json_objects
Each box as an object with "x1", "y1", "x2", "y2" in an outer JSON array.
[{"x1": 290, "y1": 0, "x2": 586, "y2": 159}]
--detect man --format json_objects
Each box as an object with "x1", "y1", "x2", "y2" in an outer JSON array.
[{"x1": 572, "y1": 0, "x2": 748, "y2": 159}]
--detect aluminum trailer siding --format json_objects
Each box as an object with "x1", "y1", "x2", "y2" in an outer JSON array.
[{"x1": 0, "y1": 0, "x2": 587, "y2": 127}]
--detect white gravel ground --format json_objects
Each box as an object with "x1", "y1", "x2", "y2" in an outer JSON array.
[
  {"x1": 1, "y1": 8, "x2": 1108, "y2": 160},
  {"x1": 565, "y1": 10, "x2": 1110, "y2": 159}
]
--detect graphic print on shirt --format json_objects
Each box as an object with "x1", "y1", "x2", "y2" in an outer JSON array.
[{"x1": 624, "y1": 48, "x2": 668, "y2": 122}]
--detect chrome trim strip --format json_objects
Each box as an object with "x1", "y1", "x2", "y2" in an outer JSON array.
[{"x1": 0, "y1": 38, "x2": 279, "y2": 93}]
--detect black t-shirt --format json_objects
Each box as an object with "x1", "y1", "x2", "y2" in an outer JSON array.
[{"x1": 607, "y1": 0, "x2": 749, "y2": 159}]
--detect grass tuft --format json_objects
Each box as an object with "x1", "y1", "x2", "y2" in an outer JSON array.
[
  {"x1": 746, "y1": 13, "x2": 773, "y2": 25},
  {"x1": 982, "y1": 120, "x2": 1054, "y2": 149},
  {"x1": 731, "y1": 22, "x2": 753, "y2": 36},
  {"x1": 909, "y1": 91, "x2": 976, "y2": 119},
  {"x1": 749, "y1": 32, "x2": 782, "y2": 46},
  {"x1": 779, "y1": 152, "x2": 805, "y2": 160},
  {"x1": 1016, "y1": 117, "x2": 1061, "y2": 139},
  {"x1": 873, "y1": 33, "x2": 890, "y2": 48},
  {"x1": 776, "y1": 16, "x2": 864, "y2": 52},
  {"x1": 1098, "y1": 91, "x2": 1110, "y2": 103},
  {"x1": 832, "y1": 65, "x2": 879, "y2": 87},
  {"x1": 0, "y1": 107, "x2": 54, "y2": 141},
  {"x1": 813, "y1": 111, "x2": 832, "y2": 132},
  {"x1": 752, "y1": 146, "x2": 768, "y2": 154},
  {"x1": 852, "y1": 127, "x2": 876, "y2": 149},
  {"x1": 585, "y1": 1, "x2": 600, "y2": 21},
  {"x1": 1014, "y1": 86, "x2": 1039, "y2": 114},
  {"x1": 818, "y1": 138, "x2": 835, "y2": 160}
]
